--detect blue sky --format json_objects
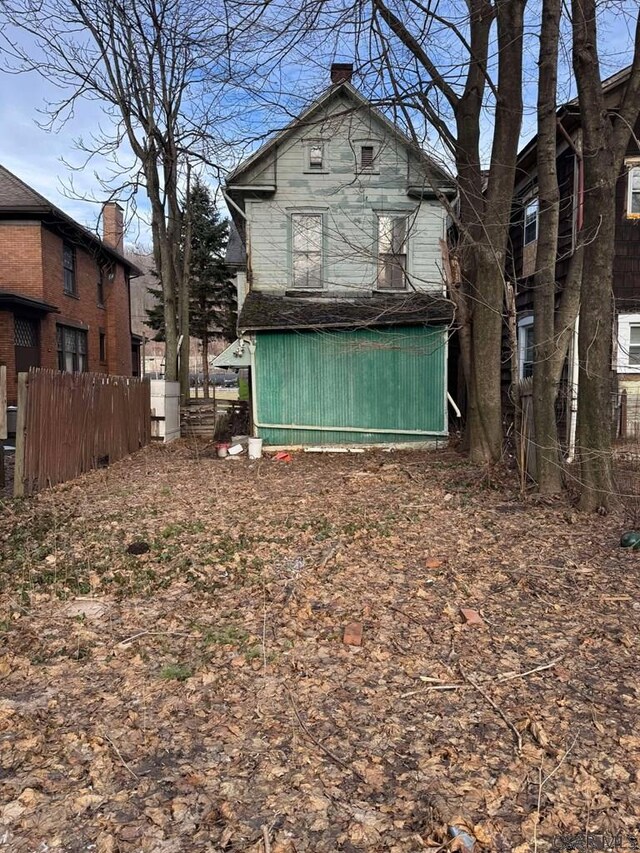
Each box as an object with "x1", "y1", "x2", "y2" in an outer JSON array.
[{"x1": 0, "y1": 2, "x2": 637, "y2": 248}]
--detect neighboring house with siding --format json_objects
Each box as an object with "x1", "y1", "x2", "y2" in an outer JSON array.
[
  {"x1": 0, "y1": 164, "x2": 140, "y2": 406},
  {"x1": 220, "y1": 63, "x2": 455, "y2": 446},
  {"x1": 508, "y1": 66, "x2": 640, "y2": 448}
]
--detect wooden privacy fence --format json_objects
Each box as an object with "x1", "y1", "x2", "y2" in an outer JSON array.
[{"x1": 14, "y1": 369, "x2": 151, "y2": 497}]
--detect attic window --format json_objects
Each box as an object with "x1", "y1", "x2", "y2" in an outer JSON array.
[
  {"x1": 361, "y1": 145, "x2": 374, "y2": 170},
  {"x1": 309, "y1": 144, "x2": 324, "y2": 170}
]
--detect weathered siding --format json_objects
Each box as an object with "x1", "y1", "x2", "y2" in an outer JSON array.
[
  {"x1": 237, "y1": 93, "x2": 447, "y2": 295},
  {"x1": 253, "y1": 325, "x2": 447, "y2": 444}
]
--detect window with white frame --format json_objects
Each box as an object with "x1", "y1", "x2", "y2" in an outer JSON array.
[
  {"x1": 523, "y1": 197, "x2": 539, "y2": 246},
  {"x1": 518, "y1": 316, "x2": 534, "y2": 379},
  {"x1": 617, "y1": 314, "x2": 640, "y2": 372},
  {"x1": 377, "y1": 215, "x2": 407, "y2": 290},
  {"x1": 626, "y1": 162, "x2": 640, "y2": 218},
  {"x1": 291, "y1": 213, "x2": 322, "y2": 289}
]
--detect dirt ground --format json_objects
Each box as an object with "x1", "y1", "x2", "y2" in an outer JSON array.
[{"x1": 1, "y1": 443, "x2": 639, "y2": 853}]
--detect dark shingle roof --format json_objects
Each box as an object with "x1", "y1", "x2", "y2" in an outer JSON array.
[
  {"x1": 238, "y1": 290, "x2": 454, "y2": 332},
  {"x1": 225, "y1": 222, "x2": 246, "y2": 266},
  {"x1": 0, "y1": 166, "x2": 52, "y2": 209},
  {"x1": 0, "y1": 164, "x2": 140, "y2": 274}
]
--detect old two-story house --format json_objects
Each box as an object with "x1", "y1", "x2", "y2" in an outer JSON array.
[
  {"x1": 0, "y1": 165, "x2": 141, "y2": 408},
  {"x1": 509, "y1": 66, "x2": 640, "y2": 449},
  {"x1": 219, "y1": 63, "x2": 456, "y2": 447}
]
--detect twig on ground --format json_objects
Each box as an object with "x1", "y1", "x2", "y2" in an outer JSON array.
[
  {"x1": 495, "y1": 656, "x2": 564, "y2": 683},
  {"x1": 287, "y1": 689, "x2": 366, "y2": 783},
  {"x1": 103, "y1": 732, "x2": 139, "y2": 780},
  {"x1": 117, "y1": 630, "x2": 200, "y2": 646},
  {"x1": 400, "y1": 683, "x2": 467, "y2": 698},
  {"x1": 533, "y1": 736, "x2": 578, "y2": 851},
  {"x1": 262, "y1": 580, "x2": 268, "y2": 676},
  {"x1": 459, "y1": 663, "x2": 522, "y2": 753},
  {"x1": 388, "y1": 604, "x2": 436, "y2": 642},
  {"x1": 262, "y1": 824, "x2": 272, "y2": 853}
]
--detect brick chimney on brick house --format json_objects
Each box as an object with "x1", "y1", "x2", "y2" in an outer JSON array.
[
  {"x1": 330, "y1": 62, "x2": 353, "y2": 85},
  {"x1": 102, "y1": 202, "x2": 124, "y2": 252}
]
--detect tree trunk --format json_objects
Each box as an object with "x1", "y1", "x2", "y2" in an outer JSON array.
[
  {"x1": 571, "y1": 0, "x2": 640, "y2": 510},
  {"x1": 467, "y1": 244, "x2": 504, "y2": 463},
  {"x1": 533, "y1": 0, "x2": 563, "y2": 494},
  {"x1": 179, "y1": 169, "x2": 193, "y2": 406},
  {"x1": 575, "y1": 176, "x2": 617, "y2": 510},
  {"x1": 459, "y1": 0, "x2": 526, "y2": 464},
  {"x1": 202, "y1": 334, "x2": 210, "y2": 399}
]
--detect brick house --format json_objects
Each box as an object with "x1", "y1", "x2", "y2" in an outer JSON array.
[{"x1": 0, "y1": 164, "x2": 140, "y2": 407}]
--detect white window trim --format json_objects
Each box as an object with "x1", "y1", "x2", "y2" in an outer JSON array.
[
  {"x1": 517, "y1": 315, "x2": 534, "y2": 380},
  {"x1": 625, "y1": 159, "x2": 640, "y2": 219},
  {"x1": 617, "y1": 313, "x2": 640, "y2": 373}
]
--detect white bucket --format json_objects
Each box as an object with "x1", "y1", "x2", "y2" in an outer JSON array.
[{"x1": 248, "y1": 437, "x2": 263, "y2": 460}]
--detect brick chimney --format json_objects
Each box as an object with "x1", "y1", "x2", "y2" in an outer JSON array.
[
  {"x1": 102, "y1": 202, "x2": 124, "y2": 252},
  {"x1": 331, "y1": 62, "x2": 353, "y2": 85}
]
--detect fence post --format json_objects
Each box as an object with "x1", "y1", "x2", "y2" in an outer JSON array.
[
  {"x1": 13, "y1": 372, "x2": 28, "y2": 498},
  {"x1": 620, "y1": 388, "x2": 628, "y2": 440}
]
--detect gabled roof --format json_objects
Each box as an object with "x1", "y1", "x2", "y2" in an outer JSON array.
[
  {"x1": 0, "y1": 164, "x2": 140, "y2": 274},
  {"x1": 515, "y1": 64, "x2": 632, "y2": 178},
  {"x1": 225, "y1": 222, "x2": 246, "y2": 267},
  {"x1": 227, "y1": 81, "x2": 454, "y2": 191}
]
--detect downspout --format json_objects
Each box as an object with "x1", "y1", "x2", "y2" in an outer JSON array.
[
  {"x1": 556, "y1": 120, "x2": 583, "y2": 464},
  {"x1": 247, "y1": 337, "x2": 447, "y2": 438},
  {"x1": 567, "y1": 317, "x2": 579, "y2": 463}
]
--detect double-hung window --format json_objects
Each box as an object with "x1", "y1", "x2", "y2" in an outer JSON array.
[
  {"x1": 523, "y1": 197, "x2": 539, "y2": 246},
  {"x1": 291, "y1": 214, "x2": 322, "y2": 289},
  {"x1": 57, "y1": 325, "x2": 88, "y2": 373},
  {"x1": 518, "y1": 317, "x2": 535, "y2": 379},
  {"x1": 616, "y1": 315, "x2": 640, "y2": 372},
  {"x1": 63, "y1": 243, "x2": 76, "y2": 295},
  {"x1": 626, "y1": 162, "x2": 640, "y2": 218},
  {"x1": 377, "y1": 215, "x2": 407, "y2": 290},
  {"x1": 629, "y1": 326, "x2": 640, "y2": 366}
]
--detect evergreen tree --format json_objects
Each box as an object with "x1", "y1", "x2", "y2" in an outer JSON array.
[{"x1": 146, "y1": 178, "x2": 237, "y2": 395}]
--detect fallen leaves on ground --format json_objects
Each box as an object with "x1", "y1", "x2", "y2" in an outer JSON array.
[{"x1": 0, "y1": 443, "x2": 639, "y2": 851}]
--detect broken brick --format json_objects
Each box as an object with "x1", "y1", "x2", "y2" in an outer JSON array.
[
  {"x1": 460, "y1": 607, "x2": 484, "y2": 627},
  {"x1": 343, "y1": 622, "x2": 363, "y2": 646}
]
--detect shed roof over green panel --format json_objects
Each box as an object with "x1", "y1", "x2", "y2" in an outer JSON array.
[{"x1": 253, "y1": 325, "x2": 447, "y2": 443}]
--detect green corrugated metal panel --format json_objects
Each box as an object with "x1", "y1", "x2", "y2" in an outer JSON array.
[
  {"x1": 257, "y1": 427, "x2": 442, "y2": 445},
  {"x1": 254, "y1": 326, "x2": 447, "y2": 444}
]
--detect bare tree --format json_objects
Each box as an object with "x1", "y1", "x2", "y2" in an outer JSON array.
[
  {"x1": 0, "y1": 0, "x2": 252, "y2": 399},
  {"x1": 532, "y1": 0, "x2": 564, "y2": 494},
  {"x1": 571, "y1": 0, "x2": 640, "y2": 510},
  {"x1": 364, "y1": 0, "x2": 527, "y2": 464}
]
